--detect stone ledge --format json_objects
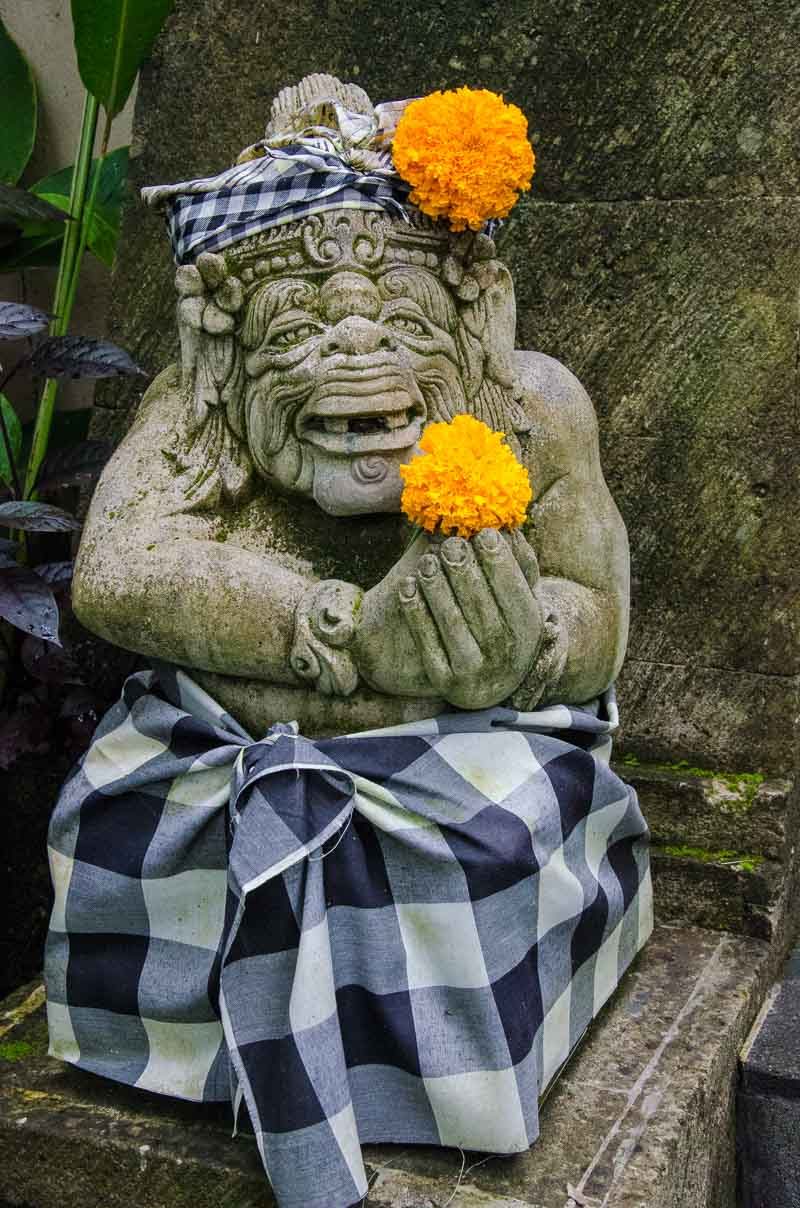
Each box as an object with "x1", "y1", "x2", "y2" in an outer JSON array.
[
  {"x1": 616, "y1": 763, "x2": 798, "y2": 939},
  {"x1": 617, "y1": 763, "x2": 795, "y2": 859},
  {"x1": 0, "y1": 925, "x2": 777, "y2": 1208}
]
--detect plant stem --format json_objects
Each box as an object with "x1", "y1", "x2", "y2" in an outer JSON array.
[
  {"x1": 62, "y1": 109, "x2": 113, "y2": 323},
  {"x1": 23, "y1": 92, "x2": 99, "y2": 499},
  {"x1": 53, "y1": 92, "x2": 100, "y2": 331},
  {"x1": 0, "y1": 360, "x2": 25, "y2": 500},
  {"x1": 0, "y1": 402, "x2": 23, "y2": 500}
]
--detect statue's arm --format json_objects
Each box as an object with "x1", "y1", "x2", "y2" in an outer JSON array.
[
  {"x1": 515, "y1": 351, "x2": 630, "y2": 705},
  {"x1": 72, "y1": 373, "x2": 314, "y2": 685}
]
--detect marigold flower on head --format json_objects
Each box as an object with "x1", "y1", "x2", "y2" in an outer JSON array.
[
  {"x1": 392, "y1": 87, "x2": 535, "y2": 232},
  {"x1": 400, "y1": 414, "x2": 532, "y2": 539}
]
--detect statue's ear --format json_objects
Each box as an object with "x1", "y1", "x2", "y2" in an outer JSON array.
[
  {"x1": 455, "y1": 257, "x2": 530, "y2": 440},
  {"x1": 168, "y1": 257, "x2": 254, "y2": 512},
  {"x1": 471, "y1": 260, "x2": 517, "y2": 389}
]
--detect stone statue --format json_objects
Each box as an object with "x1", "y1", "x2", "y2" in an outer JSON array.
[
  {"x1": 73, "y1": 75, "x2": 629, "y2": 738},
  {"x1": 48, "y1": 79, "x2": 650, "y2": 1208}
]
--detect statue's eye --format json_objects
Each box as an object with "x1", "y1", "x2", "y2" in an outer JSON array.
[
  {"x1": 270, "y1": 323, "x2": 317, "y2": 349},
  {"x1": 386, "y1": 315, "x2": 428, "y2": 338}
]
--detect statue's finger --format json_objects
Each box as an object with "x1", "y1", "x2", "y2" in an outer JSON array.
[
  {"x1": 439, "y1": 536, "x2": 505, "y2": 651},
  {"x1": 416, "y1": 554, "x2": 482, "y2": 677},
  {"x1": 398, "y1": 576, "x2": 451, "y2": 694},
  {"x1": 474, "y1": 527, "x2": 541, "y2": 647},
  {"x1": 507, "y1": 528, "x2": 540, "y2": 591}
]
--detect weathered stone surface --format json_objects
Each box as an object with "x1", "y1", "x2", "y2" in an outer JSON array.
[
  {"x1": 97, "y1": 0, "x2": 800, "y2": 415},
  {"x1": 738, "y1": 946, "x2": 800, "y2": 1205},
  {"x1": 615, "y1": 661, "x2": 799, "y2": 776},
  {"x1": 620, "y1": 764, "x2": 795, "y2": 860},
  {"x1": 606, "y1": 763, "x2": 800, "y2": 939},
  {"x1": 741, "y1": 946, "x2": 800, "y2": 1098},
  {"x1": 0, "y1": 926, "x2": 779, "y2": 1208},
  {"x1": 508, "y1": 196, "x2": 800, "y2": 683},
  {"x1": 506, "y1": 192, "x2": 800, "y2": 769},
  {"x1": 650, "y1": 850, "x2": 781, "y2": 939},
  {"x1": 155, "y1": 0, "x2": 793, "y2": 204}
]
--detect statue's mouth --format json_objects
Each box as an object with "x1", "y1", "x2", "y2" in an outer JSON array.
[{"x1": 297, "y1": 368, "x2": 426, "y2": 454}]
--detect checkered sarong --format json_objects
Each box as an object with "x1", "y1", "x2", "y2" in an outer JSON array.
[
  {"x1": 45, "y1": 666, "x2": 652, "y2": 1208},
  {"x1": 142, "y1": 143, "x2": 410, "y2": 265}
]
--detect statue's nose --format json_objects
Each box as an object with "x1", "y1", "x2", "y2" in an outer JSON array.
[{"x1": 320, "y1": 316, "x2": 398, "y2": 357}]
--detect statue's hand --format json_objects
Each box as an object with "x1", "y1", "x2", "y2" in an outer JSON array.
[
  {"x1": 397, "y1": 528, "x2": 545, "y2": 709},
  {"x1": 350, "y1": 529, "x2": 442, "y2": 697}
]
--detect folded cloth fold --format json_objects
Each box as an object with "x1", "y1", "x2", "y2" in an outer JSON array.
[{"x1": 45, "y1": 665, "x2": 652, "y2": 1208}]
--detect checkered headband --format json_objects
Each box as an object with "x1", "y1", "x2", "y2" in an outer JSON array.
[{"x1": 142, "y1": 143, "x2": 411, "y2": 266}]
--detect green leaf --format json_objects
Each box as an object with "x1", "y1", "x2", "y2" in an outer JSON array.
[
  {"x1": 0, "y1": 182, "x2": 68, "y2": 226},
  {"x1": 32, "y1": 146, "x2": 129, "y2": 216},
  {"x1": 83, "y1": 204, "x2": 117, "y2": 267},
  {"x1": 71, "y1": 0, "x2": 175, "y2": 119},
  {"x1": 24, "y1": 148, "x2": 129, "y2": 267},
  {"x1": 0, "y1": 394, "x2": 22, "y2": 488},
  {"x1": 0, "y1": 18, "x2": 37, "y2": 184},
  {"x1": 35, "y1": 192, "x2": 120, "y2": 267}
]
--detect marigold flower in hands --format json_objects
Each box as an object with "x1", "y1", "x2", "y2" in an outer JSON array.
[
  {"x1": 400, "y1": 414, "x2": 532, "y2": 539},
  {"x1": 392, "y1": 87, "x2": 535, "y2": 231}
]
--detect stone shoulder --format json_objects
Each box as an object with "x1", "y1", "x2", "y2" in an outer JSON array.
[
  {"x1": 512, "y1": 349, "x2": 601, "y2": 485},
  {"x1": 86, "y1": 364, "x2": 202, "y2": 532},
  {"x1": 514, "y1": 349, "x2": 599, "y2": 442}
]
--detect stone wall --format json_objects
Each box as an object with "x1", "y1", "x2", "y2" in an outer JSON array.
[{"x1": 100, "y1": 0, "x2": 800, "y2": 777}]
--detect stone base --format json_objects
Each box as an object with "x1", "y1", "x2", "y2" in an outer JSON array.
[{"x1": 0, "y1": 924, "x2": 785, "y2": 1208}]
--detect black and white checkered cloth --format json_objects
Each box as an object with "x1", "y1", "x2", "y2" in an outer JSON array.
[
  {"x1": 142, "y1": 143, "x2": 411, "y2": 265},
  {"x1": 46, "y1": 666, "x2": 651, "y2": 1208}
]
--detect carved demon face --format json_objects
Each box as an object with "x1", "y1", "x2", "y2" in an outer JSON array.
[
  {"x1": 242, "y1": 263, "x2": 469, "y2": 514},
  {"x1": 176, "y1": 212, "x2": 526, "y2": 517}
]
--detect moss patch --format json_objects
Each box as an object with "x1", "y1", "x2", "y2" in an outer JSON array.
[
  {"x1": 656, "y1": 844, "x2": 764, "y2": 873},
  {"x1": 621, "y1": 756, "x2": 765, "y2": 810},
  {"x1": 0, "y1": 1040, "x2": 34, "y2": 1062}
]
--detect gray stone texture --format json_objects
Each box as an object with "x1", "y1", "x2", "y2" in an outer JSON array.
[
  {"x1": 506, "y1": 195, "x2": 800, "y2": 774},
  {"x1": 95, "y1": 0, "x2": 799, "y2": 780},
  {"x1": 738, "y1": 946, "x2": 800, "y2": 1206},
  {"x1": 617, "y1": 763, "x2": 799, "y2": 939}
]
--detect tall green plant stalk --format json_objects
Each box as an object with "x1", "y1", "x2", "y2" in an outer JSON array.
[
  {"x1": 22, "y1": 0, "x2": 176, "y2": 500},
  {"x1": 23, "y1": 92, "x2": 99, "y2": 498},
  {"x1": 62, "y1": 111, "x2": 113, "y2": 324}
]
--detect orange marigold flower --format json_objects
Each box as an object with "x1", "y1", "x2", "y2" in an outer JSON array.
[
  {"x1": 400, "y1": 414, "x2": 532, "y2": 538},
  {"x1": 392, "y1": 87, "x2": 535, "y2": 232}
]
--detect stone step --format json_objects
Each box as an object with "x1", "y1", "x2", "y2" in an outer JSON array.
[
  {"x1": 616, "y1": 763, "x2": 798, "y2": 940},
  {"x1": 0, "y1": 923, "x2": 781, "y2": 1208}
]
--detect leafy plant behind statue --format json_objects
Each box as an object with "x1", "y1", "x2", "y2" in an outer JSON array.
[
  {"x1": 0, "y1": 302, "x2": 144, "y2": 768},
  {"x1": 0, "y1": 2, "x2": 175, "y2": 767}
]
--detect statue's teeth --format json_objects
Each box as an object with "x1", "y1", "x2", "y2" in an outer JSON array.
[
  {"x1": 386, "y1": 411, "x2": 408, "y2": 429},
  {"x1": 323, "y1": 417, "x2": 349, "y2": 433}
]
